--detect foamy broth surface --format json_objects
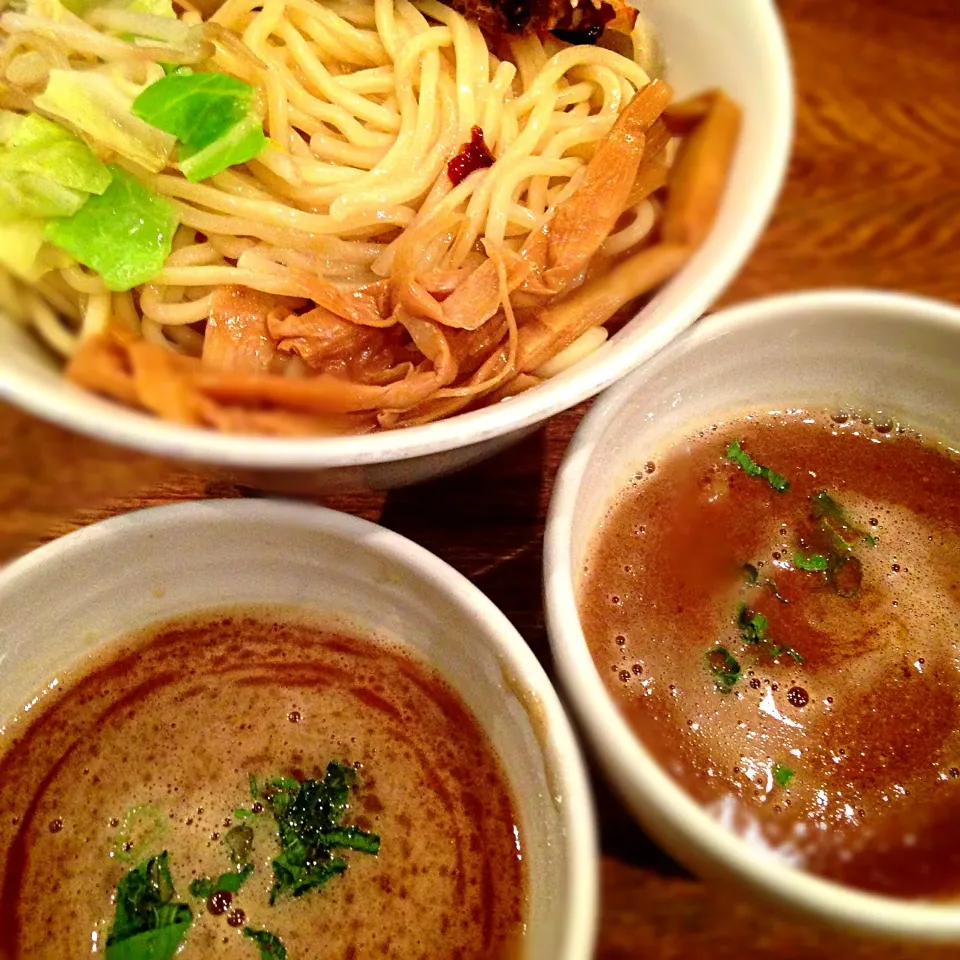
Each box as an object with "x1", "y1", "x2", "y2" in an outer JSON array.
[
  {"x1": 0, "y1": 613, "x2": 525, "y2": 958},
  {"x1": 580, "y1": 412, "x2": 960, "y2": 897}
]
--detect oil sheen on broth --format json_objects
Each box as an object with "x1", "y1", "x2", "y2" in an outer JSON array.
[
  {"x1": 0, "y1": 614, "x2": 525, "y2": 958},
  {"x1": 579, "y1": 412, "x2": 960, "y2": 897}
]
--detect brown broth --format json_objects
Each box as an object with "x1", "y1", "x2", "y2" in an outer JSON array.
[
  {"x1": 0, "y1": 613, "x2": 525, "y2": 958},
  {"x1": 580, "y1": 412, "x2": 960, "y2": 898}
]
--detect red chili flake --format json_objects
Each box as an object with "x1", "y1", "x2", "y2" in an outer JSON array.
[{"x1": 447, "y1": 126, "x2": 495, "y2": 187}]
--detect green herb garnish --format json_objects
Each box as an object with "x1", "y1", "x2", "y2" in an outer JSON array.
[
  {"x1": 253, "y1": 762, "x2": 380, "y2": 904},
  {"x1": 737, "y1": 603, "x2": 768, "y2": 645},
  {"x1": 244, "y1": 928, "x2": 287, "y2": 959},
  {"x1": 773, "y1": 763, "x2": 795, "y2": 788},
  {"x1": 794, "y1": 551, "x2": 829, "y2": 572},
  {"x1": 707, "y1": 646, "x2": 741, "y2": 692},
  {"x1": 736, "y1": 604, "x2": 803, "y2": 664},
  {"x1": 105, "y1": 852, "x2": 192, "y2": 960},
  {"x1": 188, "y1": 863, "x2": 253, "y2": 899},
  {"x1": 726, "y1": 440, "x2": 790, "y2": 492},
  {"x1": 766, "y1": 644, "x2": 805, "y2": 664},
  {"x1": 810, "y1": 490, "x2": 876, "y2": 549}
]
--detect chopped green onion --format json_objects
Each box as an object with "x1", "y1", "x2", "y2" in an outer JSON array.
[
  {"x1": 736, "y1": 603, "x2": 768, "y2": 645},
  {"x1": 810, "y1": 490, "x2": 877, "y2": 549},
  {"x1": 707, "y1": 646, "x2": 741, "y2": 693},
  {"x1": 726, "y1": 440, "x2": 790, "y2": 493},
  {"x1": 794, "y1": 551, "x2": 829, "y2": 572},
  {"x1": 773, "y1": 762, "x2": 795, "y2": 788}
]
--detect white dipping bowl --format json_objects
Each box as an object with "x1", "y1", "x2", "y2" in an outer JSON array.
[
  {"x1": 0, "y1": 500, "x2": 597, "y2": 959},
  {"x1": 544, "y1": 289, "x2": 960, "y2": 939},
  {"x1": 0, "y1": 0, "x2": 792, "y2": 492}
]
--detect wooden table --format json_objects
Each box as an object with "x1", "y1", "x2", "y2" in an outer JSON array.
[{"x1": 3, "y1": 0, "x2": 960, "y2": 955}]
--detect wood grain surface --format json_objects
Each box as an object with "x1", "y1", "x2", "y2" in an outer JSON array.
[{"x1": 3, "y1": 0, "x2": 960, "y2": 956}]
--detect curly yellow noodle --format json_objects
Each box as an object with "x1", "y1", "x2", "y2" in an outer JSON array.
[{"x1": 4, "y1": 0, "x2": 669, "y2": 408}]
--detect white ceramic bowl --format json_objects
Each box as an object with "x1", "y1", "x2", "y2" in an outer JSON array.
[
  {"x1": 544, "y1": 289, "x2": 960, "y2": 939},
  {"x1": 0, "y1": 0, "x2": 793, "y2": 492},
  {"x1": 0, "y1": 499, "x2": 597, "y2": 959}
]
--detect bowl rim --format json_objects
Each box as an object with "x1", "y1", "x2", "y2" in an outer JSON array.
[
  {"x1": 0, "y1": 0, "x2": 793, "y2": 470},
  {"x1": 544, "y1": 288, "x2": 960, "y2": 939},
  {"x1": 0, "y1": 499, "x2": 599, "y2": 959}
]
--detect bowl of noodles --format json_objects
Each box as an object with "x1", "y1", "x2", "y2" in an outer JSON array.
[{"x1": 0, "y1": 0, "x2": 792, "y2": 491}]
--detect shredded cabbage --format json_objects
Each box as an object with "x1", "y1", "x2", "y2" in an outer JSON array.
[
  {"x1": 0, "y1": 113, "x2": 112, "y2": 221},
  {"x1": 0, "y1": 221, "x2": 47, "y2": 278},
  {"x1": 24, "y1": 0, "x2": 87, "y2": 23},
  {"x1": 35, "y1": 69, "x2": 175, "y2": 173},
  {"x1": 46, "y1": 165, "x2": 179, "y2": 290},
  {"x1": 3, "y1": 113, "x2": 111, "y2": 194},
  {"x1": 0, "y1": 110, "x2": 24, "y2": 143},
  {"x1": 56, "y1": 0, "x2": 175, "y2": 21},
  {"x1": 0, "y1": 171, "x2": 88, "y2": 221},
  {"x1": 132, "y1": 71, "x2": 268, "y2": 182},
  {"x1": 178, "y1": 113, "x2": 266, "y2": 183}
]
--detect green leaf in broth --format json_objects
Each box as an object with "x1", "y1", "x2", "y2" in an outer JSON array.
[
  {"x1": 262, "y1": 761, "x2": 380, "y2": 904},
  {"x1": 244, "y1": 927, "x2": 287, "y2": 959},
  {"x1": 105, "y1": 851, "x2": 192, "y2": 960},
  {"x1": 106, "y1": 922, "x2": 192, "y2": 960}
]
